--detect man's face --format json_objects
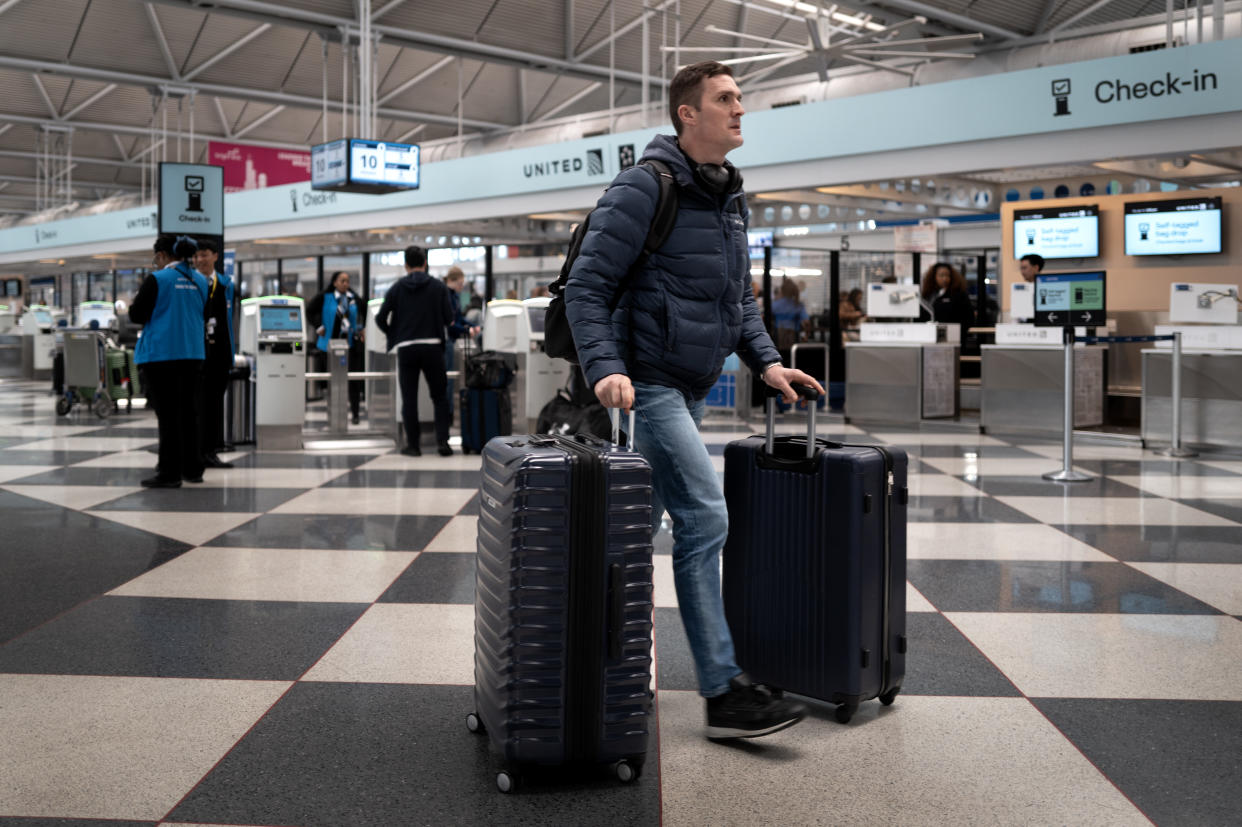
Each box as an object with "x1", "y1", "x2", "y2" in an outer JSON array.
[
  {"x1": 681, "y1": 74, "x2": 745, "y2": 155},
  {"x1": 195, "y1": 249, "x2": 218, "y2": 275},
  {"x1": 152, "y1": 251, "x2": 172, "y2": 269},
  {"x1": 1018, "y1": 260, "x2": 1039, "y2": 282}
]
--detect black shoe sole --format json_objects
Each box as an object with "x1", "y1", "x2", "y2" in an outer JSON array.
[{"x1": 705, "y1": 714, "x2": 805, "y2": 741}]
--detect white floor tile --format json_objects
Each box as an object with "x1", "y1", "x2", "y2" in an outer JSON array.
[
  {"x1": 919, "y1": 457, "x2": 1071, "y2": 478},
  {"x1": 357, "y1": 453, "x2": 483, "y2": 471},
  {"x1": 1111, "y1": 475, "x2": 1242, "y2": 500},
  {"x1": 83, "y1": 510, "x2": 257, "y2": 546},
  {"x1": 653, "y1": 554, "x2": 677, "y2": 609},
  {"x1": 0, "y1": 424, "x2": 105, "y2": 438},
  {"x1": 906, "y1": 474, "x2": 985, "y2": 497},
  {"x1": 1017, "y1": 442, "x2": 1150, "y2": 461},
  {"x1": 3, "y1": 484, "x2": 141, "y2": 511},
  {"x1": 422, "y1": 515, "x2": 479, "y2": 552},
  {"x1": 873, "y1": 432, "x2": 1009, "y2": 446},
  {"x1": 71, "y1": 450, "x2": 163, "y2": 468},
  {"x1": 16, "y1": 436, "x2": 157, "y2": 452},
  {"x1": 0, "y1": 674, "x2": 288, "y2": 820},
  {"x1": 908, "y1": 523, "x2": 1113, "y2": 562},
  {"x1": 993, "y1": 496, "x2": 1239, "y2": 527},
  {"x1": 0, "y1": 465, "x2": 59, "y2": 484},
  {"x1": 946, "y1": 612, "x2": 1242, "y2": 700},
  {"x1": 658, "y1": 691, "x2": 1147, "y2": 826},
  {"x1": 191, "y1": 467, "x2": 351, "y2": 488},
  {"x1": 1127, "y1": 562, "x2": 1242, "y2": 615},
  {"x1": 269, "y1": 486, "x2": 475, "y2": 516},
  {"x1": 304, "y1": 603, "x2": 474, "y2": 684},
  {"x1": 906, "y1": 582, "x2": 937, "y2": 613}
]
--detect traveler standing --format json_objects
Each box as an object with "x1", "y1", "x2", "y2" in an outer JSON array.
[
  {"x1": 308, "y1": 271, "x2": 367, "y2": 424},
  {"x1": 375, "y1": 246, "x2": 457, "y2": 457},
  {"x1": 129, "y1": 235, "x2": 208, "y2": 488},
  {"x1": 564, "y1": 60, "x2": 822, "y2": 740},
  {"x1": 194, "y1": 239, "x2": 234, "y2": 468}
]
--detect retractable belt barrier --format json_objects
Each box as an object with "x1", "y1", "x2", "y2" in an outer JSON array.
[{"x1": 1043, "y1": 331, "x2": 1194, "y2": 484}]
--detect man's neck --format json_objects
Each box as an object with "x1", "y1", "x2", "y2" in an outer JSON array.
[{"x1": 677, "y1": 134, "x2": 726, "y2": 166}]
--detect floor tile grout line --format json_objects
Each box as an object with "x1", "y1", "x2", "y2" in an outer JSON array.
[
  {"x1": 155, "y1": 547, "x2": 423, "y2": 824},
  {"x1": 936, "y1": 609, "x2": 1159, "y2": 825}
]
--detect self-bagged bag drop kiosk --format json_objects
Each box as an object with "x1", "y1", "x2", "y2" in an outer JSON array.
[
  {"x1": 519, "y1": 296, "x2": 569, "y2": 432},
  {"x1": 19, "y1": 305, "x2": 57, "y2": 379},
  {"x1": 240, "y1": 296, "x2": 307, "y2": 450}
]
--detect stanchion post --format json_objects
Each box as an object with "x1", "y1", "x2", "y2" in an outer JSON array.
[
  {"x1": 1043, "y1": 326, "x2": 1093, "y2": 482},
  {"x1": 1157, "y1": 331, "x2": 1198, "y2": 458}
]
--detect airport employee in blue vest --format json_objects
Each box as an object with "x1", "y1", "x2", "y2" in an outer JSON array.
[
  {"x1": 129, "y1": 235, "x2": 209, "y2": 488},
  {"x1": 307, "y1": 271, "x2": 366, "y2": 424}
]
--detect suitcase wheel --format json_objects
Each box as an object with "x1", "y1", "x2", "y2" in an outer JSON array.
[
  {"x1": 613, "y1": 760, "x2": 640, "y2": 784},
  {"x1": 465, "y1": 712, "x2": 484, "y2": 734},
  {"x1": 55, "y1": 396, "x2": 72, "y2": 416},
  {"x1": 496, "y1": 770, "x2": 518, "y2": 794},
  {"x1": 834, "y1": 703, "x2": 857, "y2": 724},
  {"x1": 879, "y1": 688, "x2": 900, "y2": 706}
]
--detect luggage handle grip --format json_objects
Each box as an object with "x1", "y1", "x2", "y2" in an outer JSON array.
[
  {"x1": 764, "y1": 383, "x2": 820, "y2": 458},
  {"x1": 607, "y1": 408, "x2": 636, "y2": 452}
]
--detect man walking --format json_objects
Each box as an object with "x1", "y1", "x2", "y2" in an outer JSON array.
[{"x1": 565, "y1": 61, "x2": 823, "y2": 740}]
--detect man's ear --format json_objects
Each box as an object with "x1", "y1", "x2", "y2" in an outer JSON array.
[{"x1": 678, "y1": 103, "x2": 697, "y2": 129}]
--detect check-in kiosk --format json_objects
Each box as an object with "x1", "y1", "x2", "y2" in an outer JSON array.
[
  {"x1": 1143, "y1": 282, "x2": 1242, "y2": 448},
  {"x1": 364, "y1": 298, "x2": 403, "y2": 444},
  {"x1": 240, "y1": 296, "x2": 306, "y2": 450},
  {"x1": 0, "y1": 305, "x2": 20, "y2": 378},
  {"x1": 18, "y1": 305, "x2": 57, "y2": 379},
  {"x1": 844, "y1": 283, "x2": 961, "y2": 423},
  {"x1": 77, "y1": 301, "x2": 116, "y2": 330},
  {"x1": 481, "y1": 299, "x2": 530, "y2": 424},
  {"x1": 520, "y1": 297, "x2": 569, "y2": 432}
]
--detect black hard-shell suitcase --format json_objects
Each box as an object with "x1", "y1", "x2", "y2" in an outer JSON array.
[
  {"x1": 467, "y1": 414, "x2": 655, "y2": 793},
  {"x1": 722, "y1": 387, "x2": 907, "y2": 723},
  {"x1": 459, "y1": 386, "x2": 512, "y2": 454}
]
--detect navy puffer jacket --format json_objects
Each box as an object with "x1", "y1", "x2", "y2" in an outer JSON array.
[{"x1": 564, "y1": 134, "x2": 780, "y2": 400}]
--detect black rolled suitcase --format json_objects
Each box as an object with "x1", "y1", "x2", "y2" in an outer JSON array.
[
  {"x1": 722, "y1": 387, "x2": 907, "y2": 724},
  {"x1": 468, "y1": 414, "x2": 655, "y2": 793}
]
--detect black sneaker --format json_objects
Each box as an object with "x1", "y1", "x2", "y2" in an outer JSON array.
[
  {"x1": 141, "y1": 476, "x2": 181, "y2": 489},
  {"x1": 203, "y1": 454, "x2": 234, "y2": 469},
  {"x1": 705, "y1": 673, "x2": 807, "y2": 740},
  {"x1": 437, "y1": 442, "x2": 453, "y2": 457},
  {"x1": 400, "y1": 446, "x2": 422, "y2": 457}
]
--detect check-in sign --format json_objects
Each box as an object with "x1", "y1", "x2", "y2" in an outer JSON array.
[{"x1": 159, "y1": 163, "x2": 224, "y2": 236}]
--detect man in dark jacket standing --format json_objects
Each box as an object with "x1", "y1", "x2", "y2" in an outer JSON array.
[
  {"x1": 565, "y1": 61, "x2": 822, "y2": 741},
  {"x1": 375, "y1": 245, "x2": 456, "y2": 456},
  {"x1": 195, "y1": 238, "x2": 235, "y2": 468}
]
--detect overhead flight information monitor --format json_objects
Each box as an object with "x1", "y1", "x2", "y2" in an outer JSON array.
[
  {"x1": 1013, "y1": 204, "x2": 1099, "y2": 260},
  {"x1": 1034, "y1": 271, "x2": 1106, "y2": 327},
  {"x1": 1125, "y1": 196, "x2": 1223, "y2": 256},
  {"x1": 311, "y1": 138, "x2": 420, "y2": 194}
]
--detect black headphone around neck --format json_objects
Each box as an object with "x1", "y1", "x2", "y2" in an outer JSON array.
[{"x1": 693, "y1": 160, "x2": 743, "y2": 194}]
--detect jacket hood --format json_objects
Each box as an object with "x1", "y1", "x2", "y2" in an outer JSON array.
[
  {"x1": 639, "y1": 134, "x2": 698, "y2": 188},
  {"x1": 402, "y1": 269, "x2": 434, "y2": 289}
]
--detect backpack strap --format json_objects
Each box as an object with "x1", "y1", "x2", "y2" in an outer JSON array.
[{"x1": 638, "y1": 158, "x2": 679, "y2": 260}]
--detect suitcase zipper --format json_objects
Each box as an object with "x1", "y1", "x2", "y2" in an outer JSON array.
[{"x1": 871, "y1": 446, "x2": 895, "y2": 700}]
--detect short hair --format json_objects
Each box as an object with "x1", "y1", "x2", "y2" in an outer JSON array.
[
  {"x1": 153, "y1": 235, "x2": 176, "y2": 256},
  {"x1": 172, "y1": 235, "x2": 198, "y2": 261},
  {"x1": 197, "y1": 238, "x2": 218, "y2": 254},
  {"x1": 1020, "y1": 253, "x2": 1045, "y2": 270},
  {"x1": 445, "y1": 265, "x2": 465, "y2": 281},
  {"x1": 668, "y1": 61, "x2": 735, "y2": 135},
  {"x1": 404, "y1": 245, "x2": 426, "y2": 269}
]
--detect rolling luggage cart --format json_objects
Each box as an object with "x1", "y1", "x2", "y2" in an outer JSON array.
[{"x1": 57, "y1": 330, "x2": 113, "y2": 418}]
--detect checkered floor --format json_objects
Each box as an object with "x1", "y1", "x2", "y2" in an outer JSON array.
[{"x1": 1, "y1": 377, "x2": 1240, "y2": 826}]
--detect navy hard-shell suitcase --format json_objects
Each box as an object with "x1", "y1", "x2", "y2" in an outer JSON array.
[
  {"x1": 459, "y1": 386, "x2": 512, "y2": 454},
  {"x1": 722, "y1": 388, "x2": 907, "y2": 724},
  {"x1": 467, "y1": 415, "x2": 655, "y2": 793}
]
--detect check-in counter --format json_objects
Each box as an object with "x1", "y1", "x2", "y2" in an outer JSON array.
[
  {"x1": 980, "y1": 343, "x2": 1105, "y2": 434},
  {"x1": 845, "y1": 324, "x2": 960, "y2": 423},
  {"x1": 1142, "y1": 348, "x2": 1242, "y2": 448}
]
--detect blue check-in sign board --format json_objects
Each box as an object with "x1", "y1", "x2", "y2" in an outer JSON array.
[{"x1": 159, "y1": 163, "x2": 224, "y2": 236}]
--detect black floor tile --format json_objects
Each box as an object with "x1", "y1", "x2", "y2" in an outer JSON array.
[
  {"x1": 0, "y1": 819, "x2": 155, "y2": 826},
  {"x1": 323, "y1": 468, "x2": 483, "y2": 488},
  {"x1": 1175, "y1": 498, "x2": 1242, "y2": 525},
  {"x1": 457, "y1": 493, "x2": 480, "y2": 516},
  {"x1": 906, "y1": 559, "x2": 1223, "y2": 614},
  {"x1": 964, "y1": 475, "x2": 1151, "y2": 497},
  {"x1": 903, "y1": 612, "x2": 1021, "y2": 697},
  {"x1": 169, "y1": 682, "x2": 660, "y2": 826},
  {"x1": 654, "y1": 606, "x2": 697, "y2": 692},
  {"x1": 378, "y1": 552, "x2": 474, "y2": 604},
  {"x1": 1032, "y1": 698, "x2": 1242, "y2": 827},
  {"x1": 1074, "y1": 459, "x2": 1242, "y2": 477},
  {"x1": 0, "y1": 436, "x2": 29, "y2": 448},
  {"x1": 225, "y1": 452, "x2": 375, "y2": 469},
  {"x1": 909, "y1": 445, "x2": 1046, "y2": 458},
  {"x1": 204, "y1": 513, "x2": 452, "y2": 551},
  {"x1": 3, "y1": 466, "x2": 160, "y2": 486},
  {"x1": 0, "y1": 596, "x2": 367, "y2": 680},
  {"x1": 1060, "y1": 525, "x2": 1242, "y2": 563},
  {"x1": 93, "y1": 486, "x2": 306, "y2": 513},
  {"x1": 0, "y1": 491, "x2": 191, "y2": 645},
  {"x1": 0, "y1": 450, "x2": 115, "y2": 466},
  {"x1": 906, "y1": 496, "x2": 1038, "y2": 523}
]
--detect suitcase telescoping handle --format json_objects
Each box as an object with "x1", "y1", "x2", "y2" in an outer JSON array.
[
  {"x1": 607, "y1": 407, "x2": 637, "y2": 452},
  {"x1": 764, "y1": 383, "x2": 820, "y2": 458}
]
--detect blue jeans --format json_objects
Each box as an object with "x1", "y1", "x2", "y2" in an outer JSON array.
[{"x1": 632, "y1": 382, "x2": 740, "y2": 698}]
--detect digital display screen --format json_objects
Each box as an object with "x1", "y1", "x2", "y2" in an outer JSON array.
[
  {"x1": 527, "y1": 307, "x2": 545, "y2": 334},
  {"x1": 349, "y1": 139, "x2": 419, "y2": 189},
  {"x1": 259, "y1": 306, "x2": 302, "y2": 332},
  {"x1": 1034, "y1": 271, "x2": 1106, "y2": 327},
  {"x1": 33, "y1": 309, "x2": 52, "y2": 325},
  {"x1": 1013, "y1": 204, "x2": 1099, "y2": 260},
  {"x1": 311, "y1": 140, "x2": 348, "y2": 188},
  {"x1": 1124, "y1": 197, "x2": 1222, "y2": 256}
]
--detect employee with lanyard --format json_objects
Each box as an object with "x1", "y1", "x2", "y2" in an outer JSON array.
[
  {"x1": 194, "y1": 238, "x2": 235, "y2": 468},
  {"x1": 129, "y1": 235, "x2": 209, "y2": 488},
  {"x1": 307, "y1": 271, "x2": 366, "y2": 424}
]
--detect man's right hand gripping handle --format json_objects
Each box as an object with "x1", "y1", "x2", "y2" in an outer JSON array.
[{"x1": 594, "y1": 373, "x2": 634, "y2": 412}]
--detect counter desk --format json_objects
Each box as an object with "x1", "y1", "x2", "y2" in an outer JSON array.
[
  {"x1": 1141, "y1": 348, "x2": 1242, "y2": 448},
  {"x1": 980, "y1": 344, "x2": 1106, "y2": 434},
  {"x1": 844, "y1": 342, "x2": 959, "y2": 424}
]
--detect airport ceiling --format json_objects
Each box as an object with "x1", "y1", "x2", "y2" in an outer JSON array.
[{"x1": 0, "y1": 0, "x2": 1226, "y2": 223}]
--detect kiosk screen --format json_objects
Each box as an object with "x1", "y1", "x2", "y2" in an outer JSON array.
[
  {"x1": 259, "y1": 306, "x2": 303, "y2": 333},
  {"x1": 1034, "y1": 271, "x2": 1106, "y2": 327}
]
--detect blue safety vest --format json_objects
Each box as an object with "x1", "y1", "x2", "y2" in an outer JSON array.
[
  {"x1": 317, "y1": 290, "x2": 359, "y2": 351},
  {"x1": 135, "y1": 262, "x2": 208, "y2": 364}
]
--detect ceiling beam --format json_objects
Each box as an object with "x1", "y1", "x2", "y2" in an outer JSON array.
[
  {"x1": 371, "y1": 0, "x2": 407, "y2": 20},
  {"x1": 0, "y1": 54, "x2": 508, "y2": 131},
  {"x1": 863, "y1": 0, "x2": 1023, "y2": 40},
  {"x1": 1049, "y1": 0, "x2": 1125, "y2": 34},
  {"x1": 0, "y1": 0, "x2": 28, "y2": 16},
  {"x1": 533, "y1": 81, "x2": 602, "y2": 122},
  {"x1": 232, "y1": 104, "x2": 285, "y2": 139},
  {"x1": 183, "y1": 23, "x2": 272, "y2": 81},
  {"x1": 0, "y1": 173, "x2": 141, "y2": 192},
  {"x1": 377, "y1": 55, "x2": 454, "y2": 106},
  {"x1": 145, "y1": 0, "x2": 667, "y2": 89},
  {"x1": 0, "y1": 148, "x2": 146, "y2": 168},
  {"x1": 575, "y1": 0, "x2": 677, "y2": 63},
  {"x1": 0, "y1": 111, "x2": 308, "y2": 150},
  {"x1": 144, "y1": 3, "x2": 182, "y2": 79},
  {"x1": 61, "y1": 83, "x2": 118, "y2": 122},
  {"x1": 212, "y1": 96, "x2": 233, "y2": 137},
  {"x1": 30, "y1": 74, "x2": 59, "y2": 118},
  {"x1": 1033, "y1": 0, "x2": 1059, "y2": 34}
]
